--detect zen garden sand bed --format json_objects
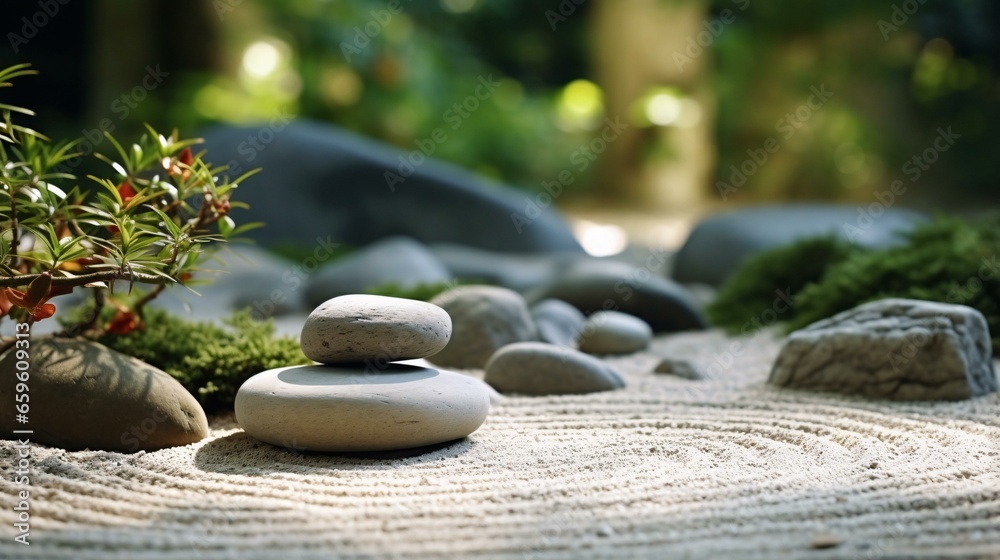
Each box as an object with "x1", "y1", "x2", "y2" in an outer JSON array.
[{"x1": 1, "y1": 328, "x2": 997, "y2": 559}]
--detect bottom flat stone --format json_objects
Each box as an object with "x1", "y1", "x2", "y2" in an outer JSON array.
[{"x1": 235, "y1": 364, "x2": 491, "y2": 452}]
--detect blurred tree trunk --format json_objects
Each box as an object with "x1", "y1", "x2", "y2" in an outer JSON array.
[
  {"x1": 89, "y1": 0, "x2": 221, "y2": 130},
  {"x1": 591, "y1": 0, "x2": 715, "y2": 210}
]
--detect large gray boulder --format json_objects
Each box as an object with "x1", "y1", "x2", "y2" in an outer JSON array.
[
  {"x1": 200, "y1": 120, "x2": 583, "y2": 254},
  {"x1": 0, "y1": 339, "x2": 208, "y2": 452},
  {"x1": 769, "y1": 298, "x2": 998, "y2": 400},
  {"x1": 430, "y1": 244, "x2": 591, "y2": 292},
  {"x1": 673, "y1": 204, "x2": 926, "y2": 286}
]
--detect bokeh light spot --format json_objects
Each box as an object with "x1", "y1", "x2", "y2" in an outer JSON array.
[
  {"x1": 575, "y1": 221, "x2": 628, "y2": 257},
  {"x1": 646, "y1": 93, "x2": 683, "y2": 126},
  {"x1": 557, "y1": 79, "x2": 604, "y2": 131},
  {"x1": 242, "y1": 40, "x2": 283, "y2": 79}
]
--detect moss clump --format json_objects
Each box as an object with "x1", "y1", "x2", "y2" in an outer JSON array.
[
  {"x1": 97, "y1": 308, "x2": 310, "y2": 411},
  {"x1": 707, "y1": 235, "x2": 862, "y2": 332},
  {"x1": 789, "y1": 217, "x2": 1000, "y2": 348},
  {"x1": 708, "y1": 215, "x2": 1000, "y2": 354}
]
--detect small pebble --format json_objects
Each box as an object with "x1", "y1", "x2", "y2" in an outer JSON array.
[
  {"x1": 484, "y1": 342, "x2": 624, "y2": 395},
  {"x1": 429, "y1": 286, "x2": 537, "y2": 369},
  {"x1": 653, "y1": 358, "x2": 705, "y2": 380},
  {"x1": 579, "y1": 311, "x2": 653, "y2": 355},
  {"x1": 531, "y1": 299, "x2": 585, "y2": 348},
  {"x1": 810, "y1": 533, "x2": 844, "y2": 549}
]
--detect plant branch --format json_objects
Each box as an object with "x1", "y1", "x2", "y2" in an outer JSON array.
[
  {"x1": 130, "y1": 191, "x2": 220, "y2": 315},
  {"x1": 51, "y1": 287, "x2": 106, "y2": 340},
  {"x1": 9, "y1": 191, "x2": 18, "y2": 269},
  {"x1": 0, "y1": 270, "x2": 174, "y2": 288},
  {"x1": 132, "y1": 244, "x2": 179, "y2": 317}
]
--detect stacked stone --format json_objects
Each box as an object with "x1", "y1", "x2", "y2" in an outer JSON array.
[{"x1": 235, "y1": 295, "x2": 491, "y2": 452}]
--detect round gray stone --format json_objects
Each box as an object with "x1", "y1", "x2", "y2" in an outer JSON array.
[
  {"x1": 579, "y1": 311, "x2": 653, "y2": 355},
  {"x1": 427, "y1": 286, "x2": 537, "y2": 369},
  {"x1": 0, "y1": 339, "x2": 208, "y2": 452},
  {"x1": 531, "y1": 299, "x2": 585, "y2": 348},
  {"x1": 300, "y1": 294, "x2": 451, "y2": 364},
  {"x1": 235, "y1": 364, "x2": 491, "y2": 452},
  {"x1": 526, "y1": 260, "x2": 707, "y2": 333},
  {"x1": 304, "y1": 236, "x2": 452, "y2": 307},
  {"x1": 484, "y1": 342, "x2": 625, "y2": 395}
]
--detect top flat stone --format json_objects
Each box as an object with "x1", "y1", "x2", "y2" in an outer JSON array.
[{"x1": 300, "y1": 295, "x2": 452, "y2": 364}]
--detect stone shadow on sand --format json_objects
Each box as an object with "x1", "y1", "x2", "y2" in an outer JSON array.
[{"x1": 193, "y1": 430, "x2": 474, "y2": 474}]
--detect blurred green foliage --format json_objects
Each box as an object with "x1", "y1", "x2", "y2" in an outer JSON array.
[
  {"x1": 789, "y1": 216, "x2": 1000, "y2": 350},
  {"x1": 193, "y1": 0, "x2": 997, "y2": 201},
  {"x1": 178, "y1": 0, "x2": 596, "y2": 190},
  {"x1": 713, "y1": 0, "x2": 999, "y2": 203},
  {"x1": 5, "y1": 0, "x2": 997, "y2": 202}
]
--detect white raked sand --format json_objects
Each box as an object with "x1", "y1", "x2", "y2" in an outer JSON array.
[{"x1": 1, "y1": 328, "x2": 998, "y2": 559}]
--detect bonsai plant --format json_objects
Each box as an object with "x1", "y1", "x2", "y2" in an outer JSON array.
[{"x1": 0, "y1": 63, "x2": 258, "y2": 347}]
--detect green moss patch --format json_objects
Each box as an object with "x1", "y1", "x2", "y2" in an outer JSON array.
[
  {"x1": 707, "y1": 216, "x2": 1000, "y2": 353},
  {"x1": 97, "y1": 309, "x2": 310, "y2": 412}
]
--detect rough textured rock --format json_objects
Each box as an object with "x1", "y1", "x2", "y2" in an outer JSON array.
[
  {"x1": 673, "y1": 204, "x2": 926, "y2": 286},
  {"x1": 200, "y1": 120, "x2": 583, "y2": 253},
  {"x1": 531, "y1": 299, "x2": 586, "y2": 348},
  {"x1": 484, "y1": 342, "x2": 625, "y2": 395},
  {"x1": 653, "y1": 358, "x2": 706, "y2": 380},
  {"x1": 304, "y1": 236, "x2": 451, "y2": 306},
  {"x1": 526, "y1": 260, "x2": 707, "y2": 333},
  {"x1": 0, "y1": 339, "x2": 208, "y2": 452},
  {"x1": 235, "y1": 364, "x2": 491, "y2": 452},
  {"x1": 427, "y1": 286, "x2": 537, "y2": 369},
  {"x1": 300, "y1": 294, "x2": 452, "y2": 364},
  {"x1": 769, "y1": 298, "x2": 998, "y2": 400},
  {"x1": 579, "y1": 311, "x2": 653, "y2": 355}
]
